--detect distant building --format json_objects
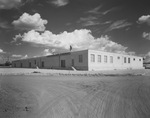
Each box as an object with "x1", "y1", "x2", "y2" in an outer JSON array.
[{"x1": 12, "y1": 49, "x2": 144, "y2": 71}]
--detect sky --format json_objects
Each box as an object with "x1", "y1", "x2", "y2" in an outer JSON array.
[{"x1": 0, "y1": 0, "x2": 150, "y2": 63}]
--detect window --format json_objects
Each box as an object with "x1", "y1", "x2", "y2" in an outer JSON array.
[
  {"x1": 97, "y1": 55, "x2": 101, "y2": 62},
  {"x1": 139, "y1": 59, "x2": 141, "y2": 61},
  {"x1": 124, "y1": 57, "x2": 126, "y2": 63},
  {"x1": 91, "y1": 54, "x2": 95, "y2": 62},
  {"x1": 133, "y1": 58, "x2": 135, "y2": 61},
  {"x1": 110, "y1": 56, "x2": 113, "y2": 63},
  {"x1": 117, "y1": 56, "x2": 120, "y2": 59},
  {"x1": 34, "y1": 60, "x2": 36, "y2": 64},
  {"x1": 79, "y1": 55, "x2": 83, "y2": 63},
  {"x1": 128, "y1": 58, "x2": 130, "y2": 63},
  {"x1": 104, "y1": 55, "x2": 107, "y2": 63}
]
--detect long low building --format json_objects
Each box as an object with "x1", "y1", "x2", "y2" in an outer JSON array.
[{"x1": 12, "y1": 49, "x2": 144, "y2": 71}]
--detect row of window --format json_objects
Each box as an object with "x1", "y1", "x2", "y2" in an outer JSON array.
[
  {"x1": 91, "y1": 54, "x2": 113, "y2": 63},
  {"x1": 90, "y1": 54, "x2": 142, "y2": 63},
  {"x1": 124, "y1": 57, "x2": 141, "y2": 63}
]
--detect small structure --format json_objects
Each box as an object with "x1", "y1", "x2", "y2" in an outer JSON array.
[{"x1": 12, "y1": 49, "x2": 144, "y2": 71}]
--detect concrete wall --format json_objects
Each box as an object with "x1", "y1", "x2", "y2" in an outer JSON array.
[
  {"x1": 71, "y1": 50, "x2": 88, "y2": 70},
  {"x1": 88, "y1": 50, "x2": 143, "y2": 71}
]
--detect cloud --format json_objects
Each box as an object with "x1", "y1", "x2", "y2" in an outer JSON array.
[
  {"x1": 143, "y1": 51, "x2": 150, "y2": 63},
  {"x1": 12, "y1": 13, "x2": 48, "y2": 31},
  {"x1": 11, "y1": 54, "x2": 28, "y2": 60},
  {"x1": 14, "y1": 29, "x2": 129, "y2": 53},
  {"x1": 13, "y1": 33, "x2": 23, "y2": 42},
  {"x1": 138, "y1": 15, "x2": 150, "y2": 25},
  {"x1": 142, "y1": 32, "x2": 150, "y2": 40},
  {"x1": 43, "y1": 49, "x2": 52, "y2": 56},
  {"x1": 0, "y1": 0, "x2": 34, "y2": 9},
  {"x1": 0, "y1": 21, "x2": 10, "y2": 29},
  {"x1": 12, "y1": 54, "x2": 22, "y2": 58},
  {"x1": 0, "y1": 0, "x2": 21, "y2": 9},
  {"x1": 106, "y1": 20, "x2": 132, "y2": 32},
  {"x1": 86, "y1": 5, "x2": 118, "y2": 15},
  {"x1": 0, "y1": 49, "x2": 5, "y2": 53},
  {"x1": 86, "y1": 5, "x2": 103, "y2": 14},
  {"x1": 48, "y1": 0, "x2": 69, "y2": 7},
  {"x1": 21, "y1": 54, "x2": 28, "y2": 59},
  {"x1": 77, "y1": 16, "x2": 100, "y2": 27}
]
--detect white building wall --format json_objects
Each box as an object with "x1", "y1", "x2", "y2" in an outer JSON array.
[{"x1": 88, "y1": 50, "x2": 143, "y2": 71}]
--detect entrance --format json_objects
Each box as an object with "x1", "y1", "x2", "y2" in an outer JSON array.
[
  {"x1": 20, "y1": 63, "x2": 22, "y2": 68},
  {"x1": 61, "y1": 60, "x2": 66, "y2": 67},
  {"x1": 72, "y1": 59, "x2": 74, "y2": 66},
  {"x1": 41, "y1": 61, "x2": 44, "y2": 68},
  {"x1": 29, "y1": 62, "x2": 31, "y2": 68}
]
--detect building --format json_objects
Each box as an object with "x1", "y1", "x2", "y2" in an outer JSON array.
[{"x1": 12, "y1": 49, "x2": 144, "y2": 71}]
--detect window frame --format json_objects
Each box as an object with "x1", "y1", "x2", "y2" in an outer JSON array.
[
  {"x1": 110, "y1": 56, "x2": 113, "y2": 63},
  {"x1": 97, "y1": 55, "x2": 101, "y2": 63},
  {"x1": 79, "y1": 55, "x2": 83, "y2": 63},
  {"x1": 91, "y1": 54, "x2": 95, "y2": 62},
  {"x1": 104, "y1": 55, "x2": 107, "y2": 63}
]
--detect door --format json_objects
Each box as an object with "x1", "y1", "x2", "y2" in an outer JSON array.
[
  {"x1": 72, "y1": 59, "x2": 74, "y2": 66},
  {"x1": 61, "y1": 60, "x2": 65, "y2": 67},
  {"x1": 29, "y1": 62, "x2": 31, "y2": 68},
  {"x1": 41, "y1": 61, "x2": 44, "y2": 68},
  {"x1": 20, "y1": 63, "x2": 22, "y2": 68}
]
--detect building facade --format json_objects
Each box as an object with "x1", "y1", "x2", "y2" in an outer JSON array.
[{"x1": 12, "y1": 49, "x2": 144, "y2": 71}]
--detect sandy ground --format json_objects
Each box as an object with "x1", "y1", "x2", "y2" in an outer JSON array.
[{"x1": 0, "y1": 68, "x2": 150, "y2": 118}]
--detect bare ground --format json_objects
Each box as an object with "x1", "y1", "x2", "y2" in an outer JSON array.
[{"x1": 0, "y1": 68, "x2": 150, "y2": 118}]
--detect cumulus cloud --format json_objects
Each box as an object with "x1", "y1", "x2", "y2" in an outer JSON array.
[
  {"x1": 142, "y1": 32, "x2": 150, "y2": 40},
  {"x1": 143, "y1": 51, "x2": 150, "y2": 63},
  {"x1": 14, "y1": 29, "x2": 128, "y2": 53},
  {"x1": 106, "y1": 20, "x2": 132, "y2": 32},
  {"x1": 12, "y1": 13, "x2": 48, "y2": 31},
  {"x1": 138, "y1": 15, "x2": 150, "y2": 25},
  {"x1": 49, "y1": 0, "x2": 69, "y2": 7},
  {"x1": 21, "y1": 54, "x2": 28, "y2": 59},
  {"x1": 43, "y1": 49, "x2": 52, "y2": 56},
  {"x1": 12, "y1": 54, "x2": 22, "y2": 58},
  {"x1": 0, "y1": 49, "x2": 5, "y2": 53}
]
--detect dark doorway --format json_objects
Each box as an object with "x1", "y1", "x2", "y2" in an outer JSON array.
[
  {"x1": 61, "y1": 60, "x2": 65, "y2": 68},
  {"x1": 72, "y1": 59, "x2": 74, "y2": 66},
  {"x1": 29, "y1": 62, "x2": 31, "y2": 68},
  {"x1": 20, "y1": 63, "x2": 22, "y2": 68},
  {"x1": 41, "y1": 61, "x2": 44, "y2": 68}
]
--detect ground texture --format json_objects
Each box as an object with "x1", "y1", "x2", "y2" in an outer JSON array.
[{"x1": 0, "y1": 68, "x2": 150, "y2": 118}]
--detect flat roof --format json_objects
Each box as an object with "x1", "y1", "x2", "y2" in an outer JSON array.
[{"x1": 12, "y1": 49, "x2": 143, "y2": 62}]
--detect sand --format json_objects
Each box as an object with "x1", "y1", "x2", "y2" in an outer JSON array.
[{"x1": 0, "y1": 68, "x2": 150, "y2": 118}]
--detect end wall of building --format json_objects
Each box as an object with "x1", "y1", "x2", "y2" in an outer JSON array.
[
  {"x1": 88, "y1": 50, "x2": 143, "y2": 71},
  {"x1": 71, "y1": 50, "x2": 88, "y2": 70}
]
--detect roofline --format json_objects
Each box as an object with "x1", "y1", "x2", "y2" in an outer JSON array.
[
  {"x1": 12, "y1": 49, "x2": 143, "y2": 62},
  {"x1": 88, "y1": 49, "x2": 143, "y2": 58}
]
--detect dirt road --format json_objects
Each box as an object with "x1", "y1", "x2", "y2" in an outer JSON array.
[{"x1": 0, "y1": 75, "x2": 150, "y2": 118}]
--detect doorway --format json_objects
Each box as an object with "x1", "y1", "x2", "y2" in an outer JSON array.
[
  {"x1": 29, "y1": 62, "x2": 31, "y2": 68},
  {"x1": 61, "y1": 60, "x2": 65, "y2": 67},
  {"x1": 72, "y1": 59, "x2": 74, "y2": 66}
]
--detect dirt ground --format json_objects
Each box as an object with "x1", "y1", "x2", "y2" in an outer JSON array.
[{"x1": 0, "y1": 68, "x2": 150, "y2": 118}]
